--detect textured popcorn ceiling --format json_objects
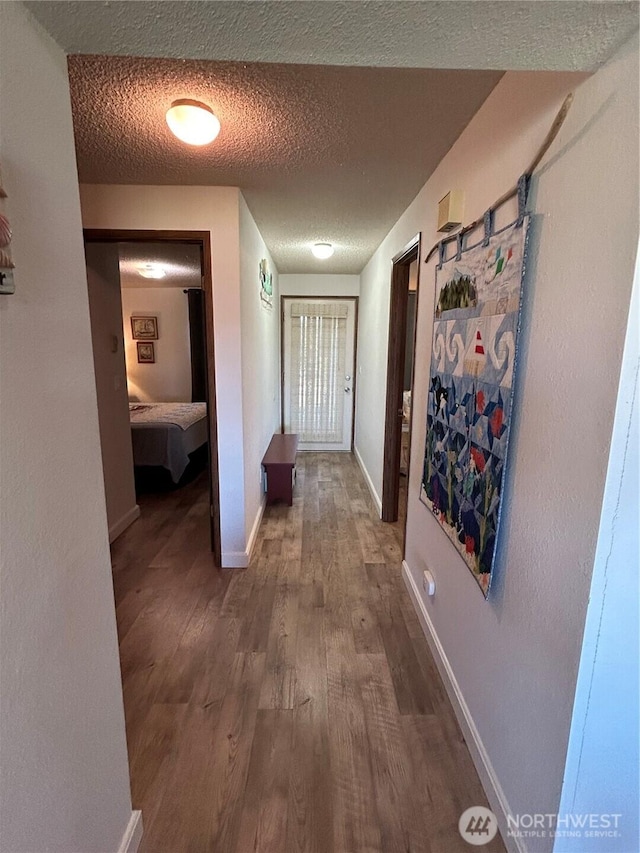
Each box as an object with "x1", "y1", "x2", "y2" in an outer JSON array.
[
  {"x1": 69, "y1": 56, "x2": 503, "y2": 272},
  {"x1": 27, "y1": 1, "x2": 640, "y2": 72},
  {"x1": 32, "y1": 0, "x2": 638, "y2": 273},
  {"x1": 118, "y1": 242, "x2": 202, "y2": 289}
]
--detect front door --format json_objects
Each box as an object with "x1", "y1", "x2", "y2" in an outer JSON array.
[{"x1": 282, "y1": 297, "x2": 356, "y2": 451}]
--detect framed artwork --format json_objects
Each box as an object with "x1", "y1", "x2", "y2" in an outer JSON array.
[
  {"x1": 420, "y1": 216, "x2": 529, "y2": 597},
  {"x1": 259, "y1": 258, "x2": 273, "y2": 308},
  {"x1": 131, "y1": 316, "x2": 158, "y2": 340},
  {"x1": 137, "y1": 341, "x2": 155, "y2": 363}
]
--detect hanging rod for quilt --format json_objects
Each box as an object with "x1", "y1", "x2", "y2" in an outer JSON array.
[{"x1": 424, "y1": 93, "x2": 574, "y2": 264}]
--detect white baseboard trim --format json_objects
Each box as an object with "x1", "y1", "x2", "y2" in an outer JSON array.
[
  {"x1": 221, "y1": 550, "x2": 249, "y2": 568},
  {"x1": 353, "y1": 444, "x2": 382, "y2": 518},
  {"x1": 401, "y1": 561, "x2": 525, "y2": 853},
  {"x1": 117, "y1": 810, "x2": 143, "y2": 853},
  {"x1": 221, "y1": 498, "x2": 266, "y2": 568},
  {"x1": 109, "y1": 505, "x2": 141, "y2": 544},
  {"x1": 246, "y1": 495, "x2": 266, "y2": 564}
]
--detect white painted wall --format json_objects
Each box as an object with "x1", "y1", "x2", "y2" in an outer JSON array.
[
  {"x1": 280, "y1": 273, "x2": 360, "y2": 297},
  {"x1": 86, "y1": 243, "x2": 139, "y2": 542},
  {"x1": 238, "y1": 195, "x2": 281, "y2": 548},
  {"x1": 122, "y1": 286, "x2": 192, "y2": 403},
  {"x1": 0, "y1": 4, "x2": 137, "y2": 851},
  {"x1": 80, "y1": 184, "x2": 248, "y2": 565},
  {"x1": 355, "y1": 39, "x2": 638, "y2": 853},
  {"x1": 555, "y1": 243, "x2": 640, "y2": 853}
]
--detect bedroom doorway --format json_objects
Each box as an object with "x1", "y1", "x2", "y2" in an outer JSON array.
[
  {"x1": 381, "y1": 234, "x2": 421, "y2": 545},
  {"x1": 84, "y1": 230, "x2": 221, "y2": 566}
]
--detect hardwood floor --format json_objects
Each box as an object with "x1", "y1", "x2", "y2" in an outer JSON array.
[{"x1": 111, "y1": 453, "x2": 505, "y2": 853}]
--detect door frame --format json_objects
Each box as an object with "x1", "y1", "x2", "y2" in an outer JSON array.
[
  {"x1": 280, "y1": 295, "x2": 359, "y2": 450},
  {"x1": 83, "y1": 228, "x2": 222, "y2": 566},
  {"x1": 381, "y1": 233, "x2": 421, "y2": 526}
]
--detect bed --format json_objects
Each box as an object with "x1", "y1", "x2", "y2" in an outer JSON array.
[{"x1": 129, "y1": 402, "x2": 208, "y2": 483}]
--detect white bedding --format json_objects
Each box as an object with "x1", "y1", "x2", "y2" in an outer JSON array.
[
  {"x1": 129, "y1": 402, "x2": 208, "y2": 483},
  {"x1": 129, "y1": 402, "x2": 207, "y2": 431}
]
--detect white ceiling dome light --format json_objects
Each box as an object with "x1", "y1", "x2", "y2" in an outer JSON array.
[
  {"x1": 138, "y1": 263, "x2": 166, "y2": 279},
  {"x1": 311, "y1": 242, "x2": 334, "y2": 259},
  {"x1": 166, "y1": 99, "x2": 220, "y2": 146}
]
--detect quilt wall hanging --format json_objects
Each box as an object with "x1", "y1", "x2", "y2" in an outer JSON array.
[
  {"x1": 419, "y1": 92, "x2": 573, "y2": 597},
  {"x1": 420, "y1": 211, "x2": 529, "y2": 597}
]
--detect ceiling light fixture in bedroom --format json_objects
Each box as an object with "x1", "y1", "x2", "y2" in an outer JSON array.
[
  {"x1": 311, "y1": 242, "x2": 334, "y2": 259},
  {"x1": 166, "y1": 99, "x2": 220, "y2": 146},
  {"x1": 138, "y1": 263, "x2": 166, "y2": 279}
]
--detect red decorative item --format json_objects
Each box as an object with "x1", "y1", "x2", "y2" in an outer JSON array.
[
  {"x1": 470, "y1": 446, "x2": 486, "y2": 472},
  {"x1": 489, "y1": 406, "x2": 504, "y2": 436}
]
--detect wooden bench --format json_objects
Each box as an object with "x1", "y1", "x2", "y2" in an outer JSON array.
[{"x1": 261, "y1": 433, "x2": 299, "y2": 506}]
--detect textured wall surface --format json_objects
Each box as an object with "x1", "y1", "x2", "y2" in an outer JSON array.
[
  {"x1": 122, "y1": 286, "x2": 192, "y2": 403},
  {"x1": 80, "y1": 183, "x2": 248, "y2": 565},
  {"x1": 279, "y1": 274, "x2": 360, "y2": 297},
  {"x1": 356, "y1": 40, "x2": 638, "y2": 852},
  {"x1": 0, "y1": 4, "x2": 135, "y2": 850},
  {"x1": 238, "y1": 195, "x2": 281, "y2": 544},
  {"x1": 86, "y1": 243, "x2": 138, "y2": 537},
  {"x1": 556, "y1": 246, "x2": 639, "y2": 853},
  {"x1": 27, "y1": 1, "x2": 640, "y2": 72}
]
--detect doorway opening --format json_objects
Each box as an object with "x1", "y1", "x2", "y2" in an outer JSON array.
[
  {"x1": 84, "y1": 229, "x2": 221, "y2": 565},
  {"x1": 381, "y1": 234, "x2": 421, "y2": 541},
  {"x1": 281, "y1": 296, "x2": 358, "y2": 451}
]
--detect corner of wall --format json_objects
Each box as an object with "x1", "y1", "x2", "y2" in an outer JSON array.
[{"x1": 354, "y1": 443, "x2": 382, "y2": 517}]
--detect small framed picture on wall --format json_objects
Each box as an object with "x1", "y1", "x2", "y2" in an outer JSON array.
[
  {"x1": 131, "y1": 316, "x2": 158, "y2": 340},
  {"x1": 137, "y1": 341, "x2": 155, "y2": 363}
]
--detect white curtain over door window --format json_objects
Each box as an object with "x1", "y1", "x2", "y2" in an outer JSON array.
[{"x1": 289, "y1": 302, "x2": 348, "y2": 443}]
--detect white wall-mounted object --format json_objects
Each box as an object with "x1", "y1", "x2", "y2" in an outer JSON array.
[
  {"x1": 422, "y1": 569, "x2": 436, "y2": 597},
  {"x1": 437, "y1": 190, "x2": 465, "y2": 233}
]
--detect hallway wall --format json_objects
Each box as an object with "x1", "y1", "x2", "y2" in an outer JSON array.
[
  {"x1": 555, "y1": 241, "x2": 639, "y2": 852},
  {"x1": 0, "y1": 4, "x2": 137, "y2": 851},
  {"x1": 280, "y1": 273, "x2": 360, "y2": 297},
  {"x1": 121, "y1": 285, "x2": 192, "y2": 403},
  {"x1": 80, "y1": 184, "x2": 251, "y2": 565},
  {"x1": 238, "y1": 194, "x2": 281, "y2": 552},
  {"x1": 355, "y1": 38, "x2": 638, "y2": 853},
  {"x1": 86, "y1": 243, "x2": 139, "y2": 542}
]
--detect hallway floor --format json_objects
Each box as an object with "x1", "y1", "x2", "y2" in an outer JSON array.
[{"x1": 111, "y1": 453, "x2": 505, "y2": 853}]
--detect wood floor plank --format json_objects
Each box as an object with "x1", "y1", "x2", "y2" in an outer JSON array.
[
  {"x1": 259, "y1": 562, "x2": 300, "y2": 710},
  {"x1": 325, "y1": 618, "x2": 382, "y2": 853},
  {"x1": 110, "y1": 461, "x2": 506, "y2": 853},
  {"x1": 235, "y1": 709, "x2": 293, "y2": 853},
  {"x1": 287, "y1": 603, "x2": 333, "y2": 853},
  {"x1": 360, "y1": 654, "x2": 431, "y2": 853},
  {"x1": 238, "y1": 564, "x2": 278, "y2": 654},
  {"x1": 378, "y1": 602, "x2": 437, "y2": 716}
]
